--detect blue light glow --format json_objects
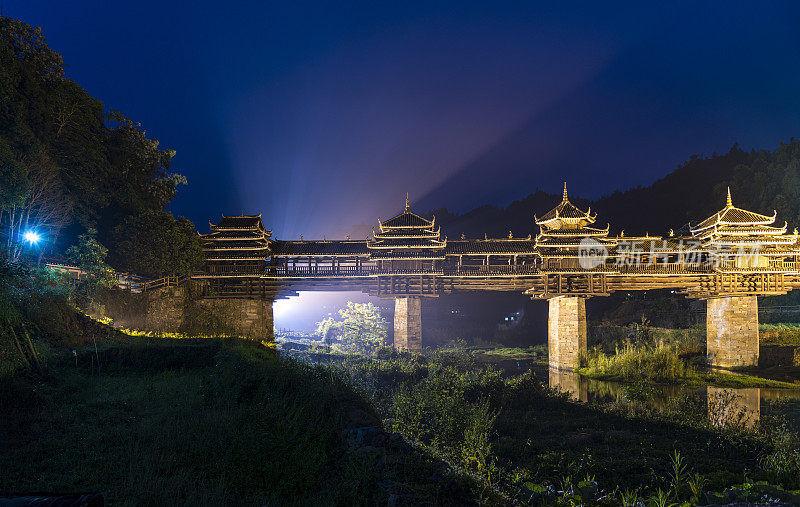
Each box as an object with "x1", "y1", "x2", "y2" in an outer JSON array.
[{"x1": 24, "y1": 231, "x2": 41, "y2": 245}]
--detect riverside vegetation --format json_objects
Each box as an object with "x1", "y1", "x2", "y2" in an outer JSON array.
[
  {"x1": 1, "y1": 257, "x2": 480, "y2": 503},
  {"x1": 1, "y1": 338, "x2": 484, "y2": 505},
  {"x1": 327, "y1": 344, "x2": 800, "y2": 505},
  {"x1": 3, "y1": 259, "x2": 800, "y2": 505},
  {"x1": 575, "y1": 320, "x2": 800, "y2": 388}
]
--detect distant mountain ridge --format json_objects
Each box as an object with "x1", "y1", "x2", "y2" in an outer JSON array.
[{"x1": 428, "y1": 139, "x2": 800, "y2": 239}]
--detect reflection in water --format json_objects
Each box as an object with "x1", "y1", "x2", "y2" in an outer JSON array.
[
  {"x1": 540, "y1": 368, "x2": 798, "y2": 427},
  {"x1": 490, "y1": 360, "x2": 798, "y2": 425},
  {"x1": 549, "y1": 368, "x2": 588, "y2": 401},
  {"x1": 707, "y1": 387, "x2": 760, "y2": 429}
]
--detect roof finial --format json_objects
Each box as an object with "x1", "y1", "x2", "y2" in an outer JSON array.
[
  {"x1": 563, "y1": 182, "x2": 568, "y2": 201},
  {"x1": 405, "y1": 192, "x2": 410, "y2": 211},
  {"x1": 726, "y1": 187, "x2": 733, "y2": 207}
]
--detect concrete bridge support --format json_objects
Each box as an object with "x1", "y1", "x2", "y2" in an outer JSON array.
[
  {"x1": 706, "y1": 296, "x2": 759, "y2": 368},
  {"x1": 394, "y1": 297, "x2": 422, "y2": 351},
  {"x1": 548, "y1": 296, "x2": 587, "y2": 370}
]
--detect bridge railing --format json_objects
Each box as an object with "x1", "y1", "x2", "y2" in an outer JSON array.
[
  {"x1": 446, "y1": 265, "x2": 538, "y2": 276},
  {"x1": 267, "y1": 265, "x2": 540, "y2": 277},
  {"x1": 617, "y1": 263, "x2": 710, "y2": 274},
  {"x1": 138, "y1": 275, "x2": 189, "y2": 293},
  {"x1": 271, "y1": 266, "x2": 379, "y2": 276}
]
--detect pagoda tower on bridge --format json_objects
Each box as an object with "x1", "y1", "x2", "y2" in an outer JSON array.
[
  {"x1": 368, "y1": 194, "x2": 446, "y2": 351},
  {"x1": 199, "y1": 214, "x2": 272, "y2": 277},
  {"x1": 690, "y1": 187, "x2": 799, "y2": 271},
  {"x1": 533, "y1": 183, "x2": 617, "y2": 371},
  {"x1": 534, "y1": 183, "x2": 616, "y2": 273},
  {"x1": 690, "y1": 188, "x2": 800, "y2": 368},
  {"x1": 367, "y1": 193, "x2": 446, "y2": 274}
]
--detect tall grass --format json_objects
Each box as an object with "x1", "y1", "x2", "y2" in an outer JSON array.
[
  {"x1": 580, "y1": 341, "x2": 697, "y2": 382},
  {"x1": 590, "y1": 322, "x2": 705, "y2": 357}
]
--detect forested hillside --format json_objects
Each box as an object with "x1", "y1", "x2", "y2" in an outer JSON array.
[
  {"x1": 0, "y1": 17, "x2": 201, "y2": 277},
  {"x1": 433, "y1": 141, "x2": 800, "y2": 238}
]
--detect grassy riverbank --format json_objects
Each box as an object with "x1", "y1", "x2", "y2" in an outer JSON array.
[
  {"x1": 4, "y1": 336, "x2": 800, "y2": 505},
  {"x1": 577, "y1": 341, "x2": 799, "y2": 389},
  {"x1": 0, "y1": 338, "x2": 476, "y2": 505},
  {"x1": 332, "y1": 348, "x2": 800, "y2": 505}
]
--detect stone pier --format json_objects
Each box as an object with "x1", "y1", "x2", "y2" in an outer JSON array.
[
  {"x1": 548, "y1": 296, "x2": 587, "y2": 370},
  {"x1": 394, "y1": 297, "x2": 422, "y2": 351},
  {"x1": 706, "y1": 296, "x2": 759, "y2": 368}
]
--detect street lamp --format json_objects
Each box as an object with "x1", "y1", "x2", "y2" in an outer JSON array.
[{"x1": 23, "y1": 230, "x2": 41, "y2": 245}]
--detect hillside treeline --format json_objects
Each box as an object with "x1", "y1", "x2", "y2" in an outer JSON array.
[
  {"x1": 0, "y1": 17, "x2": 201, "y2": 277},
  {"x1": 433, "y1": 141, "x2": 800, "y2": 239}
]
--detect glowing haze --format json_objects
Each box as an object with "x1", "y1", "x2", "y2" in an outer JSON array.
[{"x1": 10, "y1": 1, "x2": 800, "y2": 239}]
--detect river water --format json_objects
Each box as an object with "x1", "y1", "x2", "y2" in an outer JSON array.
[
  {"x1": 490, "y1": 358, "x2": 800, "y2": 429},
  {"x1": 282, "y1": 346, "x2": 800, "y2": 429}
]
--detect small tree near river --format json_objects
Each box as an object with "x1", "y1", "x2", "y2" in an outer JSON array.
[{"x1": 315, "y1": 302, "x2": 388, "y2": 355}]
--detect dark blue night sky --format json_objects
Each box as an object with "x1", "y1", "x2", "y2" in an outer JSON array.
[{"x1": 7, "y1": 1, "x2": 800, "y2": 238}]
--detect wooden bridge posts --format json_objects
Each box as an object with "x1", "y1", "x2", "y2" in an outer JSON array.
[
  {"x1": 548, "y1": 296, "x2": 587, "y2": 370},
  {"x1": 394, "y1": 296, "x2": 422, "y2": 351},
  {"x1": 706, "y1": 295, "x2": 759, "y2": 368}
]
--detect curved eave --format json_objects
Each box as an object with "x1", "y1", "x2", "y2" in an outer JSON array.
[
  {"x1": 367, "y1": 243, "x2": 447, "y2": 249},
  {"x1": 201, "y1": 236, "x2": 271, "y2": 241},
  {"x1": 377, "y1": 224, "x2": 437, "y2": 230},
  {"x1": 373, "y1": 233, "x2": 439, "y2": 240},
  {"x1": 203, "y1": 246, "x2": 271, "y2": 251},
  {"x1": 210, "y1": 226, "x2": 272, "y2": 235},
  {"x1": 696, "y1": 224, "x2": 789, "y2": 240},
  {"x1": 691, "y1": 209, "x2": 777, "y2": 234},
  {"x1": 271, "y1": 253, "x2": 371, "y2": 258},
  {"x1": 536, "y1": 216, "x2": 596, "y2": 228},
  {"x1": 539, "y1": 225, "x2": 610, "y2": 237},
  {"x1": 708, "y1": 238, "x2": 798, "y2": 246}
]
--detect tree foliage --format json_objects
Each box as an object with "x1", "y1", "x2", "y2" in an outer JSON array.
[
  {"x1": 111, "y1": 210, "x2": 203, "y2": 278},
  {"x1": 65, "y1": 229, "x2": 117, "y2": 305},
  {"x1": 0, "y1": 16, "x2": 197, "y2": 275},
  {"x1": 315, "y1": 302, "x2": 388, "y2": 354}
]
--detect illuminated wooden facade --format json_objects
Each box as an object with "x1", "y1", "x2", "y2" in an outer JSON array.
[
  {"x1": 195, "y1": 189, "x2": 800, "y2": 298},
  {"x1": 200, "y1": 214, "x2": 272, "y2": 277},
  {"x1": 195, "y1": 188, "x2": 800, "y2": 365}
]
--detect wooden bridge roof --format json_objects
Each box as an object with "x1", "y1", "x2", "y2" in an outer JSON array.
[
  {"x1": 210, "y1": 214, "x2": 271, "y2": 233},
  {"x1": 377, "y1": 194, "x2": 436, "y2": 230},
  {"x1": 380, "y1": 211, "x2": 434, "y2": 229},
  {"x1": 691, "y1": 189, "x2": 776, "y2": 234},
  {"x1": 444, "y1": 239, "x2": 537, "y2": 255},
  {"x1": 536, "y1": 183, "x2": 597, "y2": 226},
  {"x1": 271, "y1": 240, "x2": 371, "y2": 257}
]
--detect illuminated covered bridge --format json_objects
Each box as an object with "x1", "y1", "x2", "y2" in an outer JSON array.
[{"x1": 194, "y1": 187, "x2": 800, "y2": 370}]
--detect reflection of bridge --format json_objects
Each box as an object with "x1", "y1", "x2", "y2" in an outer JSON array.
[
  {"x1": 193, "y1": 186, "x2": 800, "y2": 369},
  {"x1": 549, "y1": 370, "x2": 797, "y2": 429}
]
